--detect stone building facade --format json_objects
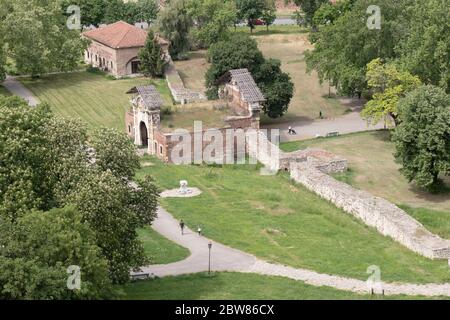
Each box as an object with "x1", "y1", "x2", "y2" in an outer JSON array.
[{"x1": 83, "y1": 21, "x2": 169, "y2": 78}]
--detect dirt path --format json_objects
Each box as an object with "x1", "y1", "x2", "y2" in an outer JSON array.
[{"x1": 139, "y1": 207, "x2": 450, "y2": 297}]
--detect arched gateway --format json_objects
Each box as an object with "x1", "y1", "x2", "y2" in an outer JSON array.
[{"x1": 125, "y1": 85, "x2": 164, "y2": 155}]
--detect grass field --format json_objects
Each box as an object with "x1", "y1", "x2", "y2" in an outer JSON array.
[
  {"x1": 136, "y1": 158, "x2": 450, "y2": 284},
  {"x1": 256, "y1": 34, "x2": 353, "y2": 124},
  {"x1": 281, "y1": 131, "x2": 450, "y2": 212},
  {"x1": 20, "y1": 72, "x2": 173, "y2": 132},
  {"x1": 138, "y1": 227, "x2": 189, "y2": 264},
  {"x1": 120, "y1": 272, "x2": 439, "y2": 300},
  {"x1": 173, "y1": 51, "x2": 209, "y2": 93}
]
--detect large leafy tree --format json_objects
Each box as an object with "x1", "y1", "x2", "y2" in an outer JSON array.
[
  {"x1": 187, "y1": 0, "x2": 237, "y2": 47},
  {"x1": 138, "y1": 30, "x2": 167, "y2": 78},
  {"x1": 396, "y1": 0, "x2": 450, "y2": 93},
  {"x1": 0, "y1": 97, "x2": 159, "y2": 284},
  {"x1": 362, "y1": 58, "x2": 421, "y2": 126},
  {"x1": 305, "y1": 0, "x2": 410, "y2": 97},
  {"x1": 292, "y1": 0, "x2": 329, "y2": 30},
  {"x1": 60, "y1": 0, "x2": 107, "y2": 26},
  {"x1": 156, "y1": 0, "x2": 192, "y2": 59},
  {"x1": 3, "y1": 0, "x2": 88, "y2": 77},
  {"x1": 0, "y1": 207, "x2": 113, "y2": 300},
  {"x1": 393, "y1": 85, "x2": 450, "y2": 191},
  {"x1": 205, "y1": 33, "x2": 265, "y2": 97},
  {"x1": 235, "y1": 0, "x2": 267, "y2": 32},
  {"x1": 206, "y1": 34, "x2": 294, "y2": 118},
  {"x1": 255, "y1": 59, "x2": 294, "y2": 118}
]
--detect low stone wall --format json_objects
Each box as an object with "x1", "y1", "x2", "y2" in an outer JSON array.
[
  {"x1": 165, "y1": 60, "x2": 206, "y2": 104},
  {"x1": 290, "y1": 163, "x2": 450, "y2": 260}
]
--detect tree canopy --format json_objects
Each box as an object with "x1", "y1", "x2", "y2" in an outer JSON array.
[
  {"x1": 362, "y1": 58, "x2": 421, "y2": 126},
  {"x1": 187, "y1": 0, "x2": 237, "y2": 48},
  {"x1": 156, "y1": 0, "x2": 193, "y2": 59},
  {"x1": 206, "y1": 34, "x2": 294, "y2": 118},
  {"x1": 0, "y1": 97, "x2": 159, "y2": 287},
  {"x1": 393, "y1": 85, "x2": 450, "y2": 191},
  {"x1": 138, "y1": 30, "x2": 167, "y2": 78},
  {"x1": 2, "y1": 0, "x2": 88, "y2": 77},
  {"x1": 0, "y1": 207, "x2": 113, "y2": 299}
]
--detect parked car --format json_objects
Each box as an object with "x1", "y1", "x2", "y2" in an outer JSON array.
[{"x1": 252, "y1": 19, "x2": 265, "y2": 26}]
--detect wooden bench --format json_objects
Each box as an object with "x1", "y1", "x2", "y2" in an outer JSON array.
[
  {"x1": 326, "y1": 132, "x2": 340, "y2": 138},
  {"x1": 130, "y1": 272, "x2": 151, "y2": 281}
]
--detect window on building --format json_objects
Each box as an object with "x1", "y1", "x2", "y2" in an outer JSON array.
[
  {"x1": 111, "y1": 61, "x2": 113, "y2": 69},
  {"x1": 128, "y1": 125, "x2": 131, "y2": 133},
  {"x1": 154, "y1": 142, "x2": 158, "y2": 154},
  {"x1": 95, "y1": 55, "x2": 98, "y2": 62},
  {"x1": 160, "y1": 145, "x2": 163, "y2": 155}
]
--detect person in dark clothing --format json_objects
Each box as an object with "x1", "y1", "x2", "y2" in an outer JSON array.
[{"x1": 180, "y1": 220, "x2": 185, "y2": 235}]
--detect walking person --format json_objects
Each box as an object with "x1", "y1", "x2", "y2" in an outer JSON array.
[
  {"x1": 319, "y1": 110, "x2": 323, "y2": 119},
  {"x1": 197, "y1": 225, "x2": 202, "y2": 236},
  {"x1": 179, "y1": 220, "x2": 185, "y2": 235}
]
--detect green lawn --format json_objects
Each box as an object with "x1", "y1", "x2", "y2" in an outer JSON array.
[
  {"x1": 138, "y1": 226, "x2": 190, "y2": 265},
  {"x1": 20, "y1": 71, "x2": 173, "y2": 132},
  {"x1": 136, "y1": 158, "x2": 450, "y2": 284},
  {"x1": 0, "y1": 85, "x2": 11, "y2": 97},
  {"x1": 120, "y1": 272, "x2": 442, "y2": 300},
  {"x1": 401, "y1": 206, "x2": 450, "y2": 240},
  {"x1": 281, "y1": 131, "x2": 450, "y2": 212}
]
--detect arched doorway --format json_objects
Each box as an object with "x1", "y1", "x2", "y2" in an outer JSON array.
[{"x1": 140, "y1": 122, "x2": 148, "y2": 147}]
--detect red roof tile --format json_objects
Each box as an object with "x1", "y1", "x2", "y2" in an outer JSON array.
[{"x1": 83, "y1": 21, "x2": 148, "y2": 49}]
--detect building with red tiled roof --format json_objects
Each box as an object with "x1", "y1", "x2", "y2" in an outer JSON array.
[{"x1": 82, "y1": 21, "x2": 169, "y2": 77}]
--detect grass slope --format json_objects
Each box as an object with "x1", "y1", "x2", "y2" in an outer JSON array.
[
  {"x1": 138, "y1": 227, "x2": 190, "y2": 265},
  {"x1": 281, "y1": 131, "x2": 450, "y2": 212},
  {"x1": 20, "y1": 72, "x2": 172, "y2": 132},
  {"x1": 136, "y1": 158, "x2": 450, "y2": 284},
  {"x1": 120, "y1": 272, "x2": 442, "y2": 300}
]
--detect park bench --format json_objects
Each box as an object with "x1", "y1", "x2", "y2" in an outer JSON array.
[
  {"x1": 130, "y1": 272, "x2": 152, "y2": 281},
  {"x1": 326, "y1": 132, "x2": 340, "y2": 138}
]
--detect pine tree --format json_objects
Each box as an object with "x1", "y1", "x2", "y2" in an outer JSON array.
[{"x1": 139, "y1": 30, "x2": 167, "y2": 78}]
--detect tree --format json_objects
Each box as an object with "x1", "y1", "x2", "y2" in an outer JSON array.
[
  {"x1": 187, "y1": 0, "x2": 237, "y2": 47},
  {"x1": 292, "y1": 0, "x2": 328, "y2": 31},
  {"x1": 205, "y1": 33, "x2": 265, "y2": 97},
  {"x1": 0, "y1": 97, "x2": 159, "y2": 284},
  {"x1": 103, "y1": 0, "x2": 128, "y2": 24},
  {"x1": 255, "y1": 59, "x2": 294, "y2": 118},
  {"x1": 60, "y1": 0, "x2": 107, "y2": 26},
  {"x1": 90, "y1": 127, "x2": 141, "y2": 180},
  {"x1": 393, "y1": 85, "x2": 450, "y2": 191},
  {"x1": 156, "y1": 0, "x2": 192, "y2": 59},
  {"x1": 0, "y1": 46, "x2": 5, "y2": 82},
  {"x1": 396, "y1": 0, "x2": 450, "y2": 93},
  {"x1": 3, "y1": 0, "x2": 88, "y2": 77},
  {"x1": 133, "y1": 0, "x2": 159, "y2": 24},
  {"x1": 305, "y1": 0, "x2": 410, "y2": 97},
  {"x1": 0, "y1": 207, "x2": 113, "y2": 299},
  {"x1": 261, "y1": 0, "x2": 277, "y2": 31},
  {"x1": 235, "y1": 0, "x2": 266, "y2": 33},
  {"x1": 312, "y1": 0, "x2": 355, "y2": 26},
  {"x1": 362, "y1": 58, "x2": 421, "y2": 126},
  {"x1": 138, "y1": 30, "x2": 167, "y2": 78},
  {"x1": 206, "y1": 34, "x2": 294, "y2": 118}
]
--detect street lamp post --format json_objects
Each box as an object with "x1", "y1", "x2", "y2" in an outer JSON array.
[{"x1": 208, "y1": 241, "x2": 212, "y2": 276}]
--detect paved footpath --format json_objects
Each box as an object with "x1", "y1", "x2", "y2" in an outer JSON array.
[
  {"x1": 264, "y1": 110, "x2": 386, "y2": 143},
  {"x1": 2, "y1": 76, "x2": 40, "y2": 107},
  {"x1": 141, "y1": 207, "x2": 450, "y2": 297}
]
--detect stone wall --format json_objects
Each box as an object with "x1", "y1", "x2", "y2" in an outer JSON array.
[
  {"x1": 247, "y1": 131, "x2": 450, "y2": 260},
  {"x1": 165, "y1": 60, "x2": 206, "y2": 104},
  {"x1": 290, "y1": 163, "x2": 450, "y2": 260}
]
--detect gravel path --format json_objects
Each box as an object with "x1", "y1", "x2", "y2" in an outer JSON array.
[
  {"x1": 140, "y1": 207, "x2": 450, "y2": 297},
  {"x1": 2, "y1": 76, "x2": 39, "y2": 107}
]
